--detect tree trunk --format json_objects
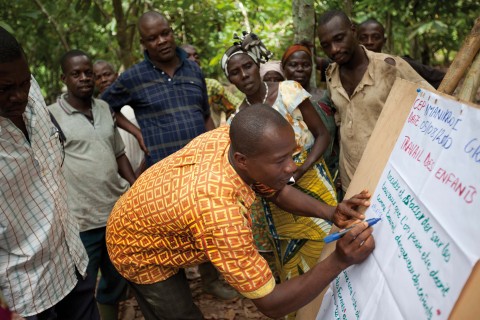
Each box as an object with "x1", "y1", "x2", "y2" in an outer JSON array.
[
  {"x1": 112, "y1": 0, "x2": 137, "y2": 69},
  {"x1": 33, "y1": 0, "x2": 70, "y2": 51},
  {"x1": 438, "y1": 17, "x2": 480, "y2": 95},
  {"x1": 421, "y1": 37, "x2": 430, "y2": 65},
  {"x1": 236, "y1": 1, "x2": 251, "y2": 33},
  {"x1": 343, "y1": 0, "x2": 353, "y2": 17},
  {"x1": 385, "y1": 12, "x2": 393, "y2": 54},
  {"x1": 292, "y1": 0, "x2": 316, "y2": 88}
]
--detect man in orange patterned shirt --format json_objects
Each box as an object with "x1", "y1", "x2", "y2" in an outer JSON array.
[{"x1": 106, "y1": 104, "x2": 375, "y2": 319}]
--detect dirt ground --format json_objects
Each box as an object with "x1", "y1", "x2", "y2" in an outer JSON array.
[{"x1": 119, "y1": 277, "x2": 272, "y2": 320}]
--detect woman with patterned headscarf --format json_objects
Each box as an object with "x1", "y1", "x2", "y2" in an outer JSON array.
[
  {"x1": 282, "y1": 43, "x2": 340, "y2": 196},
  {"x1": 222, "y1": 32, "x2": 338, "y2": 302}
]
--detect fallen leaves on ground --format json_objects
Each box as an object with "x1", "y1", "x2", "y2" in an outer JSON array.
[{"x1": 119, "y1": 277, "x2": 274, "y2": 320}]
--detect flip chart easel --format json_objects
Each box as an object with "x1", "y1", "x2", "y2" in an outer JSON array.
[
  {"x1": 297, "y1": 17, "x2": 480, "y2": 320},
  {"x1": 296, "y1": 79, "x2": 480, "y2": 320}
]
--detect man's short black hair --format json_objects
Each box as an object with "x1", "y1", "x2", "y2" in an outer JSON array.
[
  {"x1": 60, "y1": 49, "x2": 90, "y2": 73},
  {"x1": 181, "y1": 44, "x2": 195, "y2": 50},
  {"x1": 317, "y1": 9, "x2": 352, "y2": 28},
  {"x1": 230, "y1": 104, "x2": 290, "y2": 157},
  {"x1": 358, "y1": 18, "x2": 385, "y2": 34},
  {"x1": 138, "y1": 11, "x2": 168, "y2": 34},
  {"x1": 0, "y1": 27, "x2": 25, "y2": 64},
  {"x1": 93, "y1": 59, "x2": 116, "y2": 72}
]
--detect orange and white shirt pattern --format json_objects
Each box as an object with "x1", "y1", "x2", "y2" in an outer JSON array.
[{"x1": 106, "y1": 126, "x2": 275, "y2": 299}]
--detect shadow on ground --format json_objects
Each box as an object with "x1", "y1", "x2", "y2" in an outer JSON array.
[{"x1": 119, "y1": 277, "x2": 273, "y2": 320}]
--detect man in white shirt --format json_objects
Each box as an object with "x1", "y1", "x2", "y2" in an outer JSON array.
[{"x1": 0, "y1": 26, "x2": 99, "y2": 319}]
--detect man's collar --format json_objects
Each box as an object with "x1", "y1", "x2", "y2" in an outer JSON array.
[
  {"x1": 143, "y1": 47, "x2": 187, "y2": 68},
  {"x1": 359, "y1": 45, "x2": 373, "y2": 59},
  {"x1": 57, "y1": 93, "x2": 95, "y2": 115},
  {"x1": 177, "y1": 47, "x2": 188, "y2": 61}
]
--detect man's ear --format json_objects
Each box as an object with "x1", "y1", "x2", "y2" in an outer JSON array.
[
  {"x1": 60, "y1": 73, "x2": 66, "y2": 84},
  {"x1": 233, "y1": 151, "x2": 248, "y2": 171}
]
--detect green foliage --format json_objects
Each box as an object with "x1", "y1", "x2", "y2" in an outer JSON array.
[
  {"x1": 153, "y1": 0, "x2": 293, "y2": 80},
  {"x1": 350, "y1": 0, "x2": 477, "y2": 65},
  {"x1": 0, "y1": 0, "x2": 477, "y2": 102}
]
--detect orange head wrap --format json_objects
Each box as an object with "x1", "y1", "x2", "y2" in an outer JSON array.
[{"x1": 281, "y1": 44, "x2": 312, "y2": 68}]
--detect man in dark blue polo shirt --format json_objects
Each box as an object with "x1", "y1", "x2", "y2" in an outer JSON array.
[
  {"x1": 101, "y1": 11, "x2": 214, "y2": 167},
  {"x1": 101, "y1": 11, "x2": 239, "y2": 301}
]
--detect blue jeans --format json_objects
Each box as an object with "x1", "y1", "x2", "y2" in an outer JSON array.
[{"x1": 80, "y1": 227, "x2": 128, "y2": 305}]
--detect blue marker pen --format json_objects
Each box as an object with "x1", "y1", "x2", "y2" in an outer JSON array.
[{"x1": 324, "y1": 217, "x2": 381, "y2": 244}]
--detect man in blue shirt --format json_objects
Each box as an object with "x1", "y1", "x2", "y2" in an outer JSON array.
[
  {"x1": 101, "y1": 11, "x2": 214, "y2": 167},
  {"x1": 100, "y1": 11, "x2": 239, "y2": 300}
]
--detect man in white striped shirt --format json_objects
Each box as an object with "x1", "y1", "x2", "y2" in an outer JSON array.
[{"x1": 0, "y1": 27, "x2": 99, "y2": 319}]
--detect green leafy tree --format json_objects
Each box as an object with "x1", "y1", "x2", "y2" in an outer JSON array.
[{"x1": 1, "y1": 0, "x2": 477, "y2": 101}]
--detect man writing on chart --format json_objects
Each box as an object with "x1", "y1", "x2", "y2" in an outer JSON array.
[
  {"x1": 101, "y1": 11, "x2": 238, "y2": 300},
  {"x1": 106, "y1": 105, "x2": 376, "y2": 319}
]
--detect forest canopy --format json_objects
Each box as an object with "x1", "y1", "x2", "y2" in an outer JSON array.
[{"x1": 1, "y1": 0, "x2": 477, "y2": 103}]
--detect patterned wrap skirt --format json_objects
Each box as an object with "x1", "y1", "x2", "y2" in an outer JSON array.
[{"x1": 251, "y1": 149, "x2": 337, "y2": 282}]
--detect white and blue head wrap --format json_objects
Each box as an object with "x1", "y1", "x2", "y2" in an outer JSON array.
[{"x1": 221, "y1": 31, "x2": 273, "y2": 77}]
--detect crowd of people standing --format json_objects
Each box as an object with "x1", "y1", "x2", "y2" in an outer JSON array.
[{"x1": 1, "y1": 7, "x2": 441, "y2": 320}]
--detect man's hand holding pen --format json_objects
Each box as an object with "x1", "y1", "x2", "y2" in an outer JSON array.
[
  {"x1": 333, "y1": 222, "x2": 376, "y2": 269},
  {"x1": 329, "y1": 190, "x2": 376, "y2": 268}
]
